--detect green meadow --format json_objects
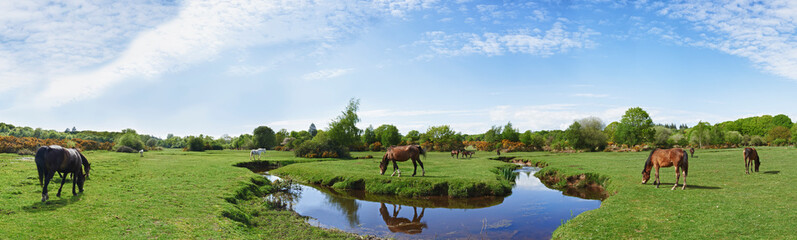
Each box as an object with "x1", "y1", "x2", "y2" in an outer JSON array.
[{"x1": 1, "y1": 147, "x2": 794, "y2": 239}]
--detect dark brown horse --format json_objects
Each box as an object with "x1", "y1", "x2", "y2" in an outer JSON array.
[
  {"x1": 744, "y1": 147, "x2": 760, "y2": 174},
  {"x1": 380, "y1": 145, "x2": 426, "y2": 177},
  {"x1": 35, "y1": 145, "x2": 91, "y2": 202},
  {"x1": 379, "y1": 203, "x2": 427, "y2": 234},
  {"x1": 689, "y1": 147, "x2": 695, "y2": 157},
  {"x1": 461, "y1": 150, "x2": 474, "y2": 158},
  {"x1": 642, "y1": 148, "x2": 688, "y2": 190}
]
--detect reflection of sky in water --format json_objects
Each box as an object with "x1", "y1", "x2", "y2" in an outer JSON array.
[{"x1": 264, "y1": 166, "x2": 601, "y2": 239}]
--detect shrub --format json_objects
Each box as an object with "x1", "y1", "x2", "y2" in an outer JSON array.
[
  {"x1": 772, "y1": 139, "x2": 788, "y2": 146},
  {"x1": 187, "y1": 136, "x2": 205, "y2": 151},
  {"x1": 294, "y1": 138, "x2": 350, "y2": 158},
  {"x1": 369, "y1": 142, "x2": 382, "y2": 151},
  {"x1": 749, "y1": 135, "x2": 766, "y2": 146},
  {"x1": 17, "y1": 149, "x2": 34, "y2": 155},
  {"x1": 116, "y1": 146, "x2": 137, "y2": 153},
  {"x1": 114, "y1": 133, "x2": 144, "y2": 151}
]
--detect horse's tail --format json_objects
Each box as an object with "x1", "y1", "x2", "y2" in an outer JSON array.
[
  {"x1": 681, "y1": 149, "x2": 689, "y2": 175},
  {"x1": 34, "y1": 146, "x2": 49, "y2": 186},
  {"x1": 642, "y1": 148, "x2": 656, "y2": 174}
]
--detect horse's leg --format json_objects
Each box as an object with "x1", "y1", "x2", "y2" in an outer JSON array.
[
  {"x1": 391, "y1": 160, "x2": 401, "y2": 177},
  {"x1": 411, "y1": 159, "x2": 418, "y2": 177},
  {"x1": 57, "y1": 172, "x2": 67, "y2": 197},
  {"x1": 682, "y1": 168, "x2": 687, "y2": 190},
  {"x1": 42, "y1": 170, "x2": 54, "y2": 202},
  {"x1": 654, "y1": 167, "x2": 660, "y2": 188},
  {"x1": 417, "y1": 158, "x2": 425, "y2": 176},
  {"x1": 72, "y1": 171, "x2": 78, "y2": 196},
  {"x1": 745, "y1": 158, "x2": 749, "y2": 174},
  {"x1": 672, "y1": 166, "x2": 680, "y2": 190}
]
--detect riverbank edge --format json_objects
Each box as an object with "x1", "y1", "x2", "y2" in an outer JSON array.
[{"x1": 221, "y1": 170, "x2": 384, "y2": 239}]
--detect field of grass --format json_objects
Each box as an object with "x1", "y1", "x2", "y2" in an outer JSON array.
[
  {"x1": 0, "y1": 149, "x2": 359, "y2": 239},
  {"x1": 271, "y1": 151, "x2": 517, "y2": 198},
  {"x1": 498, "y1": 147, "x2": 796, "y2": 239}
]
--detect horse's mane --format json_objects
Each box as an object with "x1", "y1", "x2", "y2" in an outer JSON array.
[
  {"x1": 642, "y1": 148, "x2": 656, "y2": 174},
  {"x1": 416, "y1": 145, "x2": 426, "y2": 158}
]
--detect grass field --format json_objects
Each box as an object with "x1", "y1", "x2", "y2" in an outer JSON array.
[
  {"x1": 495, "y1": 147, "x2": 796, "y2": 239},
  {"x1": 2, "y1": 147, "x2": 793, "y2": 239},
  {"x1": 0, "y1": 149, "x2": 358, "y2": 239},
  {"x1": 271, "y1": 151, "x2": 517, "y2": 198}
]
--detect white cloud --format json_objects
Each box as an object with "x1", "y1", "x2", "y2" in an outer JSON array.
[
  {"x1": 572, "y1": 93, "x2": 609, "y2": 98},
  {"x1": 418, "y1": 21, "x2": 598, "y2": 57},
  {"x1": 302, "y1": 68, "x2": 354, "y2": 81},
  {"x1": 659, "y1": 1, "x2": 797, "y2": 81},
  {"x1": 4, "y1": 0, "x2": 438, "y2": 108}
]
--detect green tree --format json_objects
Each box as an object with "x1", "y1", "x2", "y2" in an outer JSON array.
[
  {"x1": 253, "y1": 126, "x2": 277, "y2": 149},
  {"x1": 772, "y1": 114, "x2": 793, "y2": 129},
  {"x1": 424, "y1": 125, "x2": 463, "y2": 151},
  {"x1": 115, "y1": 132, "x2": 145, "y2": 150},
  {"x1": 327, "y1": 98, "x2": 362, "y2": 148},
  {"x1": 615, "y1": 107, "x2": 654, "y2": 146},
  {"x1": 309, "y1": 123, "x2": 318, "y2": 137},
  {"x1": 186, "y1": 136, "x2": 205, "y2": 151},
  {"x1": 375, "y1": 124, "x2": 402, "y2": 147},
  {"x1": 362, "y1": 125, "x2": 377, "y2": 145},
  {"x1": 483, "y1": 126, "x2": 502, "y2": 143},
  {"x1": 690, "y1": 121, "x2": 711, "y2": 148},
  {"x1": 767, "y1": 126, "x2": 791, "y2": 143},
  {"x1": 403, "y1": 130, "x2": 421, "y2": 144},
  {"x1": 792, "y1": 124, "x2": 797, "y2": 144},
  {"x1": 564, "y1": 121, "x2": 582, "y2": 149},
  {"x1": 653, "y1": 126, "x2": 672, "y2": 147},
  {"x1": 501, "y1": 122, "x2": 520, "y2": 142},
  {"x1": 275, "y1": 129, "x2": 289, "y2": 146},
  {"x1": 604, "y1": 121, "x2": 619, "y2": 143},
  {"x1": 725, "y1": 131, "x2": 743, "y2": 145}
]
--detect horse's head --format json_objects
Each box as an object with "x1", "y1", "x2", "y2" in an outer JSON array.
[
  {"x1": 379, "y1": 154, "x2": 389, "y2": 175},
  {"x1": 641, "y1": 149, "x2": 656, "y2": 184},
  {"x1": 641, "y1": 169, "x2": 651, "y2": 184}
]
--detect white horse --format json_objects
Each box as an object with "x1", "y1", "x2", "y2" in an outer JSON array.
[{"x1": 250, "y1": 148, "x2": 266, "y2": 160}]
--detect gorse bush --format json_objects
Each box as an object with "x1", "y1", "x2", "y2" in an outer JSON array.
[{"x1": 116, "y1": 146, "x2": 137, "y2": 153}]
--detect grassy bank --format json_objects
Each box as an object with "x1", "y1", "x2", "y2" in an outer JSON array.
[
  {"x1": 499, "y1": 147, "x2": 796, "y2": 239},
  {"x1": 270, "y1": 151, "x2": 517, "y2": 198},
  {"x1": 0, "y1": 149, "x2": 358, "y2": 239}
]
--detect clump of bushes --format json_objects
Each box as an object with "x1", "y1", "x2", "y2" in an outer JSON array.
[
  {"x1": 17, "y1": 149, "x2": 34, "y2": 156},
  {"x1": 116, "y1": 146, "x2": 137, "y2": 153},
  {"x1": 294, "y1": 137, "x2": 349, "y2": 158}
]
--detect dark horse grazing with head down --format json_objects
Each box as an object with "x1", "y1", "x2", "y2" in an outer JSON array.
[
  {"x1": 35, "y1": 145, "x2": 91, "y2": 202},
  {"x1": 380, "y1": 145, "x2": 426, "y2": 177},
  {"x1": 642, "y1": 148, "x2": 688, "y2": 190},
  {"x1": 743, "y1": 147, "x2": 760, "y2": 174}
]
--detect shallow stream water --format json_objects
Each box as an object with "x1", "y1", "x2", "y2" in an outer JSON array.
[{"x1": 262, "y1": 167, "x2": 600, "y2": 239}]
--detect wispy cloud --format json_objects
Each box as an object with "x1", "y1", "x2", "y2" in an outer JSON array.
[
  {"x1": 5, "y1": 0, "x2": 437, "y2": 108},
  {"x1": 658, "y1": 1, "x2": 797, "y2": 81},
  {"x1": 572, "y1": 93, "x2": 609, "y2": 98},
  {"x1": 418, "y1": 21, "x2": 598, "y2": 58},
  {"x1": 302, "y1": 68, "x2": 354, "y2": 81}
]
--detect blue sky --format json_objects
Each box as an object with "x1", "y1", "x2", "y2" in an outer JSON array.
[{"x1": 2, "y1": 0, "x2": 797, "y2": 138}]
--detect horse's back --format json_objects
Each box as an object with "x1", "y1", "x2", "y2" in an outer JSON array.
[{"x1": 652, "y1": 148, "x2": 685, "y2": 167}]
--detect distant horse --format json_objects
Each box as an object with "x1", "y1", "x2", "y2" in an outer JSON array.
[
  {"x1": 250, "y1": 148, "x2": 266, "y2": 160},
  {"x1": 379, "y1": 203, "x2": 427, "y2": 234},
  {"x1": 139, "y1": 149, "x2": 144, "y2": 157},
  {"x1": 496, "y1": 148, "x2": 501, "y2": 156},
  {"x1": 35, "y1": 145, "x2": 91, "y2": 202},
  {"x1": 641, "y1": 148, "x2": 688, "y2": 190},
  {"x1": 380, "y1": 145, "x2": 426, "y2": 177},
  {"x1": 744, "y1": 147, "x2": 760, "y2": 174},
  {"x1": 461, "y1": 150, "x2": 474, "y2": 158},
  {"x1": 689, "y1": 147, "x2": 694, "y2": 157},
  {"x1": 450, "y1": 149, "x2": 460, "y2": 159}
]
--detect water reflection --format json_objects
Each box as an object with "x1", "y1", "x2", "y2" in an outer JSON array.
[
  {"x1": 379, "y1": 203, "x2": 427, "y2": 234},
  {"x1": 262, "y1": 167, "x2": 601, "y2": 239}
]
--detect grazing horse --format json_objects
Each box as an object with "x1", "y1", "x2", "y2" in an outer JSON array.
[
  {"x1": 744, "y1": 147, "x2": 760, "y2": 174},
  {"x1": 380, "y1": 145, "x2": 426, "y2": 177},
  {"x1": 250, "y1": 148, "x2": 266, "y2": 160},
  {"x1": 379, "y1": 203, "x2": 427, "y2": 234},
  {"x1": 496, "y1": 148, "x2": 501, "y2": 156},
  {"x1": 689, "y1": 147, "x2": 694, "y2": 157},
  {"x1": 641, "y1": 148, "x2": 689, "y2": 190},
  {"x1": 461, "y1": 150, "x2": 474, "y2": 158},
  {"x1": 450, "y1": 149, "x2": 460, "y2": 159},
  {"x1": 35, "y1": 145, "x2": 91, "y2": 202}
]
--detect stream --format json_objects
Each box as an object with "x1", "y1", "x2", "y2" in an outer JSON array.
[{"x1": 262, "y1": 166, "x2": 600, "y2": 239}]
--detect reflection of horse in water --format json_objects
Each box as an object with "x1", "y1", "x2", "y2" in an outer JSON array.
[{"x1": 379, "y1": 203, "x2": 427, "y2": 234}]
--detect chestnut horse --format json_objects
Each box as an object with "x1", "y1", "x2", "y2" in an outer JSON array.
[
  {"x1": 450, "y1": 149, "x2": 460, "y2": 159},
  {"x1": 743, "y1": 147, "x2": 760, "y2": 174},
  {"x1": 641, "y1": 148, "x2": 689, "y2": 190},
  {"x1": 461, "y1": 150, "x2": 474, "y2": 158},
  {"x1": 380, "y1": 145, "x2": 426, "y2": 177}
]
